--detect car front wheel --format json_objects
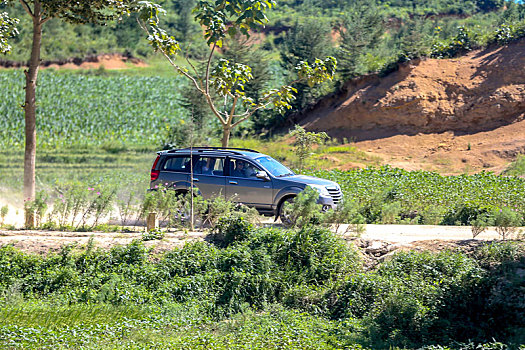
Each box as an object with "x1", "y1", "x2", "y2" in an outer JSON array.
[{"x1": 278, "y1": 197, "x2": 295, "y2": 227}]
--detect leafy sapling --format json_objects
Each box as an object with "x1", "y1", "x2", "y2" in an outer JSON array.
[
  {"x1": 470, "y1": 213, "x2": 490, "y2": 239},
  {"x1": 137, "y1": 0, "x2": 337, "y2": 147},
  {"x1": 492, "y1": 206, "x2": 521, "y2": 240},
  {"x1": 289, "y1": 125, "x2": 329, "y2": 169}
]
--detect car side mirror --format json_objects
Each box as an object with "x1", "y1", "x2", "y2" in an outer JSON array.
[{"x1": 256, "y1": 171, "x2": 270, "y2": 181}]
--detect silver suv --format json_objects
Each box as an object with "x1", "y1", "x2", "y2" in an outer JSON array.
[{"x1": 150, "y1": 147, "x2": 343, "y2": 220}]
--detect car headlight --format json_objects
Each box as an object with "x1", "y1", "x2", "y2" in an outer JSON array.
[{"x1": 308, "y1": 184, "x2": 330, "y2": 196}]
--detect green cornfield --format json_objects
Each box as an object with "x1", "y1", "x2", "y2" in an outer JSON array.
[{"x1": 0, "y1": 70, "x2": 188, "y2": 148}]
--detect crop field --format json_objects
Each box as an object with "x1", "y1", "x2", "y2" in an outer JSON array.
[
  {"x1": 0, "y1": 148, "x2": 153, "y2": 199},
  {"x1": 0, "y1": 70, "x2": 189, "y2": 148},
  {"x1": 308, "y1": 167, "x2": 525, "y2": 225}
]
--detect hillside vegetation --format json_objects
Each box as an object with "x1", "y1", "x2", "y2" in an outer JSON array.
[{"x1": 0, "y1": 0, "x2": 516, "y2": 62}]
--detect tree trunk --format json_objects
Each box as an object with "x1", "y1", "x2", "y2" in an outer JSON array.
[
  {"x1": 221, "y1": 125, "x2": 231, "y2": 147},
  {"x1": 23, "y1": 2, "x2": 42, "y2": 205}
]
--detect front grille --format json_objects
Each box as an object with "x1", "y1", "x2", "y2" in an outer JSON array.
[{"x1": 327, "y1": 187, "x2": 343, "y2": 204}]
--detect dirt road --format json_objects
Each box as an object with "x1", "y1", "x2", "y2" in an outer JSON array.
[{"x1": 0, "y1": 224, "x2": 519, "y2": 255}]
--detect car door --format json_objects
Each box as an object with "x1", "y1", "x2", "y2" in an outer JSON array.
[
  {"x1": 225, "y1": 157, "x2": 273, "y2": 209},
  {"x1": 157, "y1": 155, "x2": 191, "y2": 190},
  {"x1": 192, "y1": 156, "x2": 226, "y2": 200}
]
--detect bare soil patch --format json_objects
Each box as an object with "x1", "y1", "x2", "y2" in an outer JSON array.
[
  {"x1": 0, "y1": 53, "x2": 147, "y2": 70},
  {"x1": 0, "y1": 230, "x2": 204, "y2": 255},
  {"x1": 354, "y1": 120, "x2": 525, "y2": 174}
]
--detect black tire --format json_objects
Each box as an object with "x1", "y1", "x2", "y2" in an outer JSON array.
[{"x1": 278, "y1": 197, "x2": 295, "y2": 227}]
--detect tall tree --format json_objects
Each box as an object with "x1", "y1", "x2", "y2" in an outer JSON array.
[
  {"x1": 280, "y1": 17, "x2": 333, "y2": 112},
  {"x1": 3, "y1": 0, "x2": 137, "y2": 212},
  {"x1": 222, "y1": 33, "x2": 270, "y2": 130},
  {"x1": 138, "y1": 0, "x2": 337, "y2": 147},
  {"x1": 337, "y1": 0, "x2": 383, "y2": 81}
]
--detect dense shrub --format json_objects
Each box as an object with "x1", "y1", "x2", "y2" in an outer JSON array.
[
  {"x1": 441, "y1": 202, "x2": 493, "y2": 225},
  {"x1": 211, "y1": 216, "x2": 255, "y2": 248},
  {"x1": 431, "y1": 26, "x2": 475, "y2": 58},
  {"x1": 329, "y1": 249, "x2": 525, "y2": 348},
  {"x1": 488, "y1": 22, "x2": 525, "y2": 45},
  {"x1": 0, "y1": 233, "x2": 523, "y2": 348},
  {"x1": 0, "y1": 226, "x2": 360, "y2": 314}
]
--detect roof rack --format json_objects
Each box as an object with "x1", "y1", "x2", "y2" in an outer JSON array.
[{"x1": 167, "y1": 147, "x2": 259, "y2": 155}]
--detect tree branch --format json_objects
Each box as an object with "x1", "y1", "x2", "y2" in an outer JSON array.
[
  {"x1": 137, "y1": 18, "x2": 204, "y2": 94},
  {"x1": 19, "y1": 0, "x2": 34, "y2": 18},
  {"x1": 137, "y1": 18, "x2": 227, "y2": 126},
  {"x1": 232, "y1": 114, "x2": 251, "y2": 128},
  {"x1": 162, "y1": 51, "x2": 202, "y2": 92},
  {"x1": 231, "y1": 101, "x2": 273, "y2": 128},
  {"x1": 161, "y1": 51, "x2": 230, "y2": 125},
  {"x1": 40, "y1": 16, "x2": 52, "y2": 25},
  {"x1": 228, "y1": 96, "x2": 239, "y2": 124},
  {"x1": 205, "y1": 43, "x2": 216, "y2": 95},
  {"x1": 206, "y1": 93, "x2": 227, "y2": 125},
  {"x1": 230, "y1": 75, "x2": 307, "y2": 129},
  {"x1": 185, "y1": 54, "x2": 200, "y2": 86}
]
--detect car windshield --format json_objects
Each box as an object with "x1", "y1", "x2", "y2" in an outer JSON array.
[{"x1": 255, "y1": 156, "x2": 294, "y2": 177}]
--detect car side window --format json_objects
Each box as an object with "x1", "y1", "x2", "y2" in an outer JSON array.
[
  {"x1": 195, "y1": 157, "x2": 224, "y2": 176},
  {"x1": 230, "y1": 158, "x2": 261, "y2": 179},
  {"x1": 162, "y1": 156, "x2": 191, "y2": 172}
]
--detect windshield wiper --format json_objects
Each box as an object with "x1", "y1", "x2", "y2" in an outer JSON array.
[{"x1": 277, "y1": 172, "x2": 294, "y2": 177}]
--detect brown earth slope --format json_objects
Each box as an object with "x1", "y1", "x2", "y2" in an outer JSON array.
[{"x1": 299, "y1": 39, "x2": 525, "y2": 174}]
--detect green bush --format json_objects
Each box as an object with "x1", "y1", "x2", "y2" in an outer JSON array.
[
  {"x1": 282, "y1": 187, "x2": 323, "y2": 227},
  {"x1": 474, "y1": 241, "x2": 524, "y2": 267},
  {"x1": 142, "y1": 228, "x2": 165, "y2": 241},
  {"x1": 503, "y1": 155, "x2": 525, "y2": 177},
  {"x1": 212, "y1": 216, "x2": 255, "y2": 248},
  {"x1": 441, "y1": 203, "x2": 493, "y2": 226},
  {"x1": 488, "y1": 22, "x2": 525, "y2": 45},
  {"x1": 491, "y1": 206, "x2": 522, "y2": 240},
  {"x1": 431, "y1": 26, "x2": 475, "y2": 59},
  {"x1": 322, "y1": 198, "x2": 366, "y2": 235},
  {"x1": 330, "y1": 250, "x2": 493, "y2": 348},
  {"x1": 380, "y1": 201, "x2": 402, "y2": 224}
]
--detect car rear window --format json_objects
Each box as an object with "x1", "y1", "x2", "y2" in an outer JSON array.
[{"x1": 162, "y1": 156, "x2": 191, "y2": 172}]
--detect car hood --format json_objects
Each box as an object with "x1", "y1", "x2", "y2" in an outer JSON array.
[{"x1": 282, "y1": 174, "x2": 340, "y2": 189}]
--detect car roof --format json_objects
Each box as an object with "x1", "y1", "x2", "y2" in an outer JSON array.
[{"x1": 158, "y1": 147, "x2": 265, "y2": 160}]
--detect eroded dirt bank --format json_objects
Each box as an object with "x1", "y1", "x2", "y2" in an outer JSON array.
[{"x1": 299, "y1": 39, "x2": 525, "y2": 173}]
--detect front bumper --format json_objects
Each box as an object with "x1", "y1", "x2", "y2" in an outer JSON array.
[{"x1": 318, "y1": 195, "x2": 340, "y2": 210}]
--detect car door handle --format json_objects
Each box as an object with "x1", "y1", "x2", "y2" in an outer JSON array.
[
  {"x1": 192, "y1": 178, "x2": 199, "y2": 182},
  {"x1": 229, "y1": 181, "x2": 238, "y2": 185}
]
